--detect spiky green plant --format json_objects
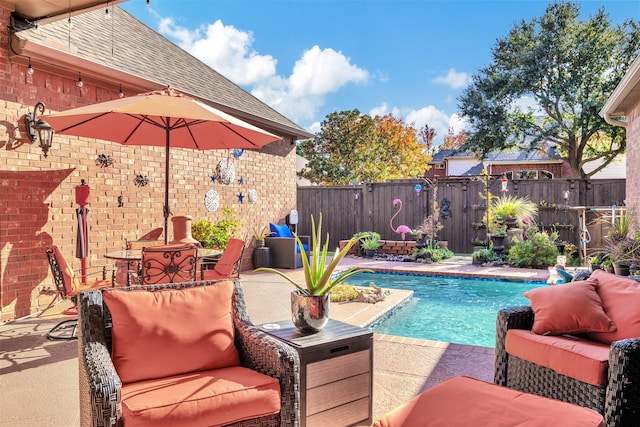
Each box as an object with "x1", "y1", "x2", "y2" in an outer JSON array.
[{"x1": 255, "y1": 214, "x2": 372, "y2": 295}]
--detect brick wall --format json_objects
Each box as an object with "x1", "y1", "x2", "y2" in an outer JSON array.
[
  {"x1": 0, "y1": 5, "x2": 298, "y2": 321},
  {"x1": 626, "y1": 101, "x2": 640, "y2": 227}
]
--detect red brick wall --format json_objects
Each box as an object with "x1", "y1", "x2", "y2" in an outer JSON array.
[
  {"x1": 626, "y1": 101, "x2": 640, "y2": 228},
  {"x1": 0, "y1": 5, "x2": 298, "y2": 321}
]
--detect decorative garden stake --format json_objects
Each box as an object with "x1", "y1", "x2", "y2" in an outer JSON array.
[{"x1": 390, "y1": 198, "x2": 412, "y2": 240}]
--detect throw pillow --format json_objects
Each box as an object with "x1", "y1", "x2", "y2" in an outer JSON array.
[
  {"x1": 524, "y1": 280, "x2": 616, "y2": 336},
  {"x1": 104, "y1": 280, "x2": 240, "y2": 384},
  {"x1": 583, "y1": 269, "x2": 640, "y2": 344},
  {"x1": 269, "y1": 223, "x2": 293, "y2": 238}
]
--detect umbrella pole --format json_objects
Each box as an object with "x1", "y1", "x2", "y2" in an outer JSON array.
[{"x1": 164, "y1": 126, "x2": 170, "y2": 244}]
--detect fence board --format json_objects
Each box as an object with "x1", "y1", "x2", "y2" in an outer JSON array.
[{"x1": 296, "y1": 178, "x2": 625, "y2": 260}]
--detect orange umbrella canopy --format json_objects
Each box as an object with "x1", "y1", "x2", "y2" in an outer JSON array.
[{"x1": 43, "y1": 88, "x2": 282, "y2": 242}]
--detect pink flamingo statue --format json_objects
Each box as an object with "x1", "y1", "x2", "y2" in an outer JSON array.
[{"x1": 390, "y1": 198, "x2": 412, "y2": 240}]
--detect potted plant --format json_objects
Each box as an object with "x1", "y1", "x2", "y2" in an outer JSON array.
[
  {"x1": 361, "y1": 236, "x2": 380, "y2": 258},
  {"x1": 255, "y1": 214, "x2": 372, "y2": 331},
  {"x1": 472, "y1": 246, "x2": 495, "y2": 266},
  {"x1": 191, "y1": 219, "x2": 215, "y2": 247},
  {"x1": 589, "y1": 256, "x2": 601, "y2": 271},
  {"x1": 253, "y1": 225, "x2": 272, "y2": 248},
  {"x1": 492, "y1": 195, "x2": 538, "y2": 229}
]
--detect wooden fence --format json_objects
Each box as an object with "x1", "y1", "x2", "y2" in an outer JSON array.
[{"x1": 296, "y1": 178, "x2": 626, "y2": 257}]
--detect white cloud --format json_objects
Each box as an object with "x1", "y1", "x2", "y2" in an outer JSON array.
[
  {"x1": 158, "y1": 18, "x2": 276, "y2": 86},
  {"x1": 156, "y1": 18, "x2": 370, "y2": 123},
  {"x1": 432, "y1": 68, "x2": 471, "y2": 89},
  {"x1": 511, "y1": 95, "x2": 544, "y2": 116}
]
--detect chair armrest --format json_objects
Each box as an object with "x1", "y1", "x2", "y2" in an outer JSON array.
[
  {"x1": 235, "y1": 323, "x2": 300, "y2": 426},
  {"x1": 495, "y1": 306, "x2": 534, "y2": 386},
  {"x1": 606, "y1": 337, "x2": 640, "y2": 426},
  {"x1": 78, "y1": 290, "x2": 122, "y2": 427}
]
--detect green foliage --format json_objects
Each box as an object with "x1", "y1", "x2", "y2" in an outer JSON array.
[
  {"x1": 297, "y1": 109, "x2": 431, "y2": 184},
  {"x1": 472, "y1": 247, "x2": 497, "y2": 262},
  {"x1": 492, "y1": 195, "x2": 538, "y2": 227},
  {"x1": 412, "y1": 241, "x2": 454, "y2": 262},
  {"x1": 458, "y1": 1, "x2": 640, "y2": 179},
  {"x1": 329, "y1": 284, "x2": 359, "y2": 302},
  {"x1": 191, "y1": 208, "x2": 241, "y2": 249},
  {"x1": 508, "y1": 231, "x2": 560, "y2": 268},
  {"x1": 253, "y1": 225, "x2": 272, "y2": 241},
  {"x1": 256, "y1": 214, "x2": 372, "y2": 295},
  {"x1": 361, "y1": 236, "x2": 381, "y2": 250}
]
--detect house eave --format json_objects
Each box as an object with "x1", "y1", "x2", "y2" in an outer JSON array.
[{"x1": 600, "y1": 54, "x2": 640, "y2": 129}]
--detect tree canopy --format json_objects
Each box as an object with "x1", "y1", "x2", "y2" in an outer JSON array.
[
  {"x1": 297, "y1": 110, "x2": 431, "y2": 185},
  {"x1": 458, "y1": 1, "x2": 640, "y2": 178}
]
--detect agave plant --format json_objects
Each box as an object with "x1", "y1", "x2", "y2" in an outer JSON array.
[{"x1": 255, "y1": 213, "x2": 372, "y2": 295}]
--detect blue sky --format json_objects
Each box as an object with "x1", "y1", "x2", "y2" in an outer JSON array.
[{"x1": 121, "y1": 0, "x2": 639, "y2": 144}]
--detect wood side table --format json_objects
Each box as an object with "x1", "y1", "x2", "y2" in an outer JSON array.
[{"x1": 260, "y1": 319, "x2": 373, "y2": 427}]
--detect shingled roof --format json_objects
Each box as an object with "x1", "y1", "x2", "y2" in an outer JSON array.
[{"x1": 13, "y1": 6, "x2": 313, "y2": 140}]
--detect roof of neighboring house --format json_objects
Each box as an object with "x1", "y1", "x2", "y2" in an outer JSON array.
[
  {"x1": 429, "y1": 147, "x2": 562, "y2": 164},
  {"x1": 460, "y1": 163, "x2": 485, "y2": 176},
  {"x1": 12, "y1": 7, "x2": 314, "y2": 140}
]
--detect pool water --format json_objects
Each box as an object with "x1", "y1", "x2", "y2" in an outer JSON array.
[{"x1": 343, "y1": 272, "x2": 545, "y2": 348}]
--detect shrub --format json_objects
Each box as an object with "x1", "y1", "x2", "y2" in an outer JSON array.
[
  {"x1": 191, "y1": 207, "x2": 241, "y2": 249},
  {"x1": 508, "y1": 231, "x2": 559, "y2": 268}
]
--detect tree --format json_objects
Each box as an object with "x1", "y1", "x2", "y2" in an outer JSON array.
[
  {"x1": 458, "y1": 1, "x2": 640, "y2": 178},
  {"x1": 440, "y1": 128, "x2": 467, "y2": 150},
  {"x1": 297, "y1": 109, "x2": 431, "y2": 184}
]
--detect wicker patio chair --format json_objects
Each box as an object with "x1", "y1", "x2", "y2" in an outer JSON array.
[
  {"x1": 78, "y1": 279, "x2": 301, "y2": 427},
  {"x1": 495, "y1": 306, "x2": 640, "y2": 427}
]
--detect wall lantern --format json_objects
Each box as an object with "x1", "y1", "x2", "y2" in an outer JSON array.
[{"x1": 25, "y1": 101, "x2": 55, "y2": 157}]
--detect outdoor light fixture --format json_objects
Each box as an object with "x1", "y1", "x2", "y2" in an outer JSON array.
[
  {"x1": 25, "y1": 101, "x2": 55, "y2": 157},
  {"x1": 119, "y1": 84, "x2": 124, "y2": 98},
  {"x1": 27, "y1": 58, "x2": 33, "y2": 75},
  {"x1": 563, "y1": 190, "x2": 570, "y2": 201},
  {"x1": 501, "y1": 176, "x2": 508, "y2": 193},
  {"x1": 76, "y1": 73, "x2": 83, "y2": 88}
]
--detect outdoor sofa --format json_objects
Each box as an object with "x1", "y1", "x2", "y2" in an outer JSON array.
[
  {"x1": 495, "y1": 269, "x2": 640, "y2": 427},
  {"x1": 78, "y1": 279, "x2": 301, "y2": 427}
]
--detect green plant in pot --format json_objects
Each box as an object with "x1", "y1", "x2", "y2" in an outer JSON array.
[
  {"x1": 256, "y1": 214, "x2": 372, "y2": 332},
  {"x1": 361, "y1": 236, "x2": 380, "y2": 258},
  {"x1": 492, "y1": 195, "x2": 538, "y2": 229},
  {"x1": 253, "y1": 225, "x2": 272, "y2": 248}
]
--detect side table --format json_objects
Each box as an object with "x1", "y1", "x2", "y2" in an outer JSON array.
[
  {"x1": 260, "y1": 319, "x2": 373, "y2": 427},
  {"x1": 252, "y1": 246, "x2": 271, "y2": 268}
]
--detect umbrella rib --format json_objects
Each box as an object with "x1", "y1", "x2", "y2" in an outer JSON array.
[
  {"x1": 58, "y1": 112, "x2": 112, "y2": 133},
  {"x1": 220, "y1": 123, "x2": 261, "y2": 148}
]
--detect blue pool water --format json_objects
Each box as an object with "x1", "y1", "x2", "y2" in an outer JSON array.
[{"x1": 343, "y1": 272, "x2": 545, "y2": 348}]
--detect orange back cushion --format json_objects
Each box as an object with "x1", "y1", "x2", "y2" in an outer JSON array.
[
  {"x1": 214, "y1": 239, "x2": 244, "y2": 276},
  {"x1": 584, "y1": 269, "x2": 640, "y2": 344},
  {"x1": 52, "y1": 245, "x2": 78, "y2": 294},
  {"x1": 103, "y1": 280, "x2": 240, "y2": 384}
]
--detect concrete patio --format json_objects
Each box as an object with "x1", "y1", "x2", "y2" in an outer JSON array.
[{"x1": 0, "y1": 257, "x2": 548, "y2": 426}]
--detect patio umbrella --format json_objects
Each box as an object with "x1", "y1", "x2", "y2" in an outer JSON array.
[{"x1": 42, "y1": 88, "x2": 281, "y2": 243}]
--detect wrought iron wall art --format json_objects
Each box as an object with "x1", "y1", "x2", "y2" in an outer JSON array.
[
  {"x1": 134, "y1": 174, "x2": 149, "y2": 187},
  {"x1": 238, "y1": 177, "x2": 244, "y2": 185},
  {"x1": 95, "y1": 154, "x2": 114, "y2": 168},
  {"x1": 210, "y1": 174, "x2": 216, "y2": 183},
  {"x1": 237, "y1": 192, "x2": 244, "y2": 203},
  {"x1": 216, "y1": 158, "x2": 235, "y2": 185},
  {"x1": 204, "y1": 189, "x2": 219, "y2": 212},
  {"x1": 117, "y1": 194, "x2": 124, "y2": 208},
  {"x1": 440, "y1": 198, "x2": 451, "y2": 219},
  {"x1": 248, "y1": 189, "x2": 258, "y2": 204}
]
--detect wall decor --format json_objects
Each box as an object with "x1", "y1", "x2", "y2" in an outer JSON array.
[
  {"x1": 248, "y1": 189, "x2": 258, "y2": 204},
  {"x1": 210, "y1": 175, "x2": 217, "y2": 183},
  {"x1": 134, "y1": 174, "x2": 149, "y2": 187},
  {"x1": 216, "y1": 158, "x2": 235, "y2": 185},
  {"x1": 232, "y1": 149, "x2": 244, "y2": 158},
  {"x1": 204, "y1": 189, "x2": 220, "y2": 212},
  {"x1": 237, "y1": 192, "x2": 244, "y2": 203},
  {"x1": 117, "y1": 194, "x2": 124, "y2": 208},
  {"x1": 95, "y1": 154, "x2": 114, "y2": 168},
  {"x1": 238, "y1": 177, "x2": 244, "y2": 185}
]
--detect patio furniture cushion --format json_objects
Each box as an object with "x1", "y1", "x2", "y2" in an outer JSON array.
[
  {"x1": 103, "y1": 280, "x2": 240, "y2": 384},
  {"x1": 505, "y1": 329, "x2": 610, "y2": 386},
  {"x1": 524, "y1": 280, "x2": 615, "y2": 335},
  {"x1": 373, "y1": 376, "x2": 604, "y2": 427},
  {"x1": 269, "y1": 223, "x2": 293, "y2": 238},
  {"x1": 121, "y1": 365, "x2": 280, "y2": 427},
  {"x1": 583, "y1": 269, "x2": 640, "y2": 344}
]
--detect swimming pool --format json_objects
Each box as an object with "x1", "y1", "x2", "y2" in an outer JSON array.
[{"x1": 343, "y1": 272, "x2": 545, "y2": 348}]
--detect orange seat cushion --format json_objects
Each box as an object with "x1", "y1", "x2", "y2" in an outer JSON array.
[
  {"x1": 524, "y1": 280, "x2": 615, "y2": 336},
  {"x1": 373, "y1": 376, "x2": 604, "y2": 427},
  {"x1": 121, "y1": 366, "x2": 281, "y2": 427},
  {"x1": 103, "y1": 280, "x2": 240, "y2": 384},
  {"x1": 583, "y1": 269, "x2": 640, "y2": 344},
  {"x1": 506, "y1": 329, "x2": 610, "y2": 386}
]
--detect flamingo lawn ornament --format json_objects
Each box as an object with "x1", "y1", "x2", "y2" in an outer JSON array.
[{"x1": 390, "y1": 198, "x2": 412, "y2": 240}]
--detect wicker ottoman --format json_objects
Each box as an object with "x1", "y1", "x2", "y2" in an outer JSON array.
[{"x1": 373, "y1": 376, "x2": 605, "y2": 427}]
